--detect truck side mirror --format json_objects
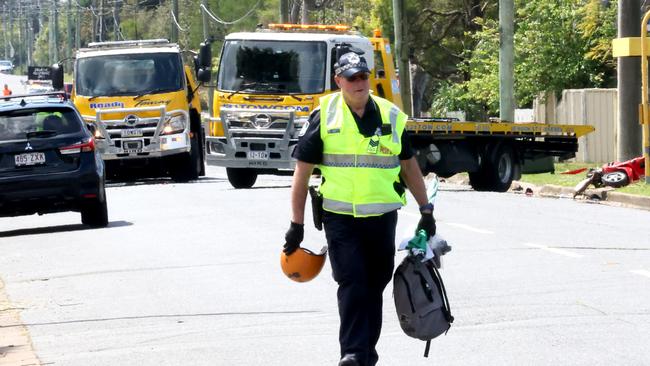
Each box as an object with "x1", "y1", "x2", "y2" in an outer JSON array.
[
  {"x1": 199, "y1": 41, "x2": 212, "y2": 69},
  {"x1": 197, "y1": 68, "x2": 211, "y2": 83},
  {"x1": 51, "y1": 64, "x2": 64, "y2": 90},
  {"x1": 193, "y1": 55, "x2": 200, "y2": 75}
]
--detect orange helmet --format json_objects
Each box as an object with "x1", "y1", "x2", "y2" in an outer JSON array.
[{"x1": 280, "y1": 246, "x2": 327, "y2": 282}]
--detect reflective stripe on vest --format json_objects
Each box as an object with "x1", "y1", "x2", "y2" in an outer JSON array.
[
  {"x1": 325, "y1": 93, "x2": 341, "y2": 129},
  {"x1": 323, "y1": 198, "x2": 404, "y2": 216},
  {"x1": 322, "y1": 153, "x2": 400, "y2": 169}
]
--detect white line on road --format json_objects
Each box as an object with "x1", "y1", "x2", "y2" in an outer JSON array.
[
  {"x1": 446, "y1": 222, "x2": 495, "y2": 234},
  {"x1": 630, "y1": 269, "x2": 650, "y2": 279},
  {"x1": 523, "y1": 243, "x2": 583, "y2": 258}
]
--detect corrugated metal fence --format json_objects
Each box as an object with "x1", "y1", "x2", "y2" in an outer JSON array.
[{"x1": 534, "y1": 88, "x2": 617, "y2": 163}]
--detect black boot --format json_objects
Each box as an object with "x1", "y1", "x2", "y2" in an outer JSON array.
[{"x1": 338, "y1": 354, "x2": 360, "y2": 366}]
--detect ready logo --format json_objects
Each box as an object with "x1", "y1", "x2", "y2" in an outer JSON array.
[
  {"x1": 89, "y1": 101, "x2": 124, "y2": 109},
  {"x1": 221, "y1": 103, "x2": 310, "y2": 113}
]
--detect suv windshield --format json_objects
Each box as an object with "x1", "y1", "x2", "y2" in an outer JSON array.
[
  {"x1": 218, "y1": 40, "x2": 326, "y2": 94},
  {"x1": 0, "y1": 107, "x2": 81, "y2": 142},
  {"x1": 75, "y1": 53, "x2": 183, "y2": 97}
]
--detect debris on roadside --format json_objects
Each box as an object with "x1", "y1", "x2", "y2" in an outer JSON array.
[{"x1": 573, "y1": 157, "x2": 645, "y2": 197}]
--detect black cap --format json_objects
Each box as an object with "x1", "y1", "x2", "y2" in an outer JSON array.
[{"x1": 334, "y1": 52, "x2": 370, "y2": 78}]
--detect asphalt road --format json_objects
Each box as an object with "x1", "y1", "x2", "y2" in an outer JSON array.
[{"x1": 1, "y1": 166, "x2": 650, "y2": 365}]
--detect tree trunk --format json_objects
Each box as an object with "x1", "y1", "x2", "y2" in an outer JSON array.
[
  {"x1": 290, "y1": 0, "x2": 301, "y2": 23},
  {"x1": 411, "y1": 64, "x2": 431, "y2": 117},
  {"x1": 301, "y1": 0, "x2": 317, "y2": 24}
]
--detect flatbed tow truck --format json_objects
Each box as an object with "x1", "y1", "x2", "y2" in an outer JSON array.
[{"x1": 204, "y1": 24, "x2": 594, "y2": 191}]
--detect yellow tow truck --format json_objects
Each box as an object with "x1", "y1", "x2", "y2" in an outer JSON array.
[
  {"x1": 52, "y1": 39, "x2": 212, "y2": 181},
  {"x1": 205, "y1": 24, "x2": 594, "y2": 191}
]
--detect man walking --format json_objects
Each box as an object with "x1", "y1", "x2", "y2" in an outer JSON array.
[
  {"x1": 283, "y1": 52, "x2": 437, "y2": 366},
  {"x1": 2, "y1": 84, "x2": 12, "y2": 96}
]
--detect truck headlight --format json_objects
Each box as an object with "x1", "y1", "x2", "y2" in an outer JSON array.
[{"x1": 162, "y1": 114, "x2": 186, "y2": 135}]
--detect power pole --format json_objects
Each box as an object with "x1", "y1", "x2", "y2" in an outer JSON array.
[
  {"x1": 617, "y1": 0, "x2": 642, "y2": 160},
  {"x1": 53, "y1": 0, "x2": 59, "y2": 63},
  {"x1": 201, "y1": 0, "x2": 213, "y2": 116},
  {"x1": 392, "y1": 0, "x2": 412, "y2": 115},
  {"x1": 99, "y1": 0, "x2": 105, "y2": 42},
  {"x1": 67, "y1": 0, "x2": 73, "y2": 58},
  {"x1": 76, "y1": 4, "x2": 81, "y2": 49},
  {"x1": 280, "y1": 0, "x2": 289, "y2": 23},
  {"x1": 49, "y1": 0, "x2": 55, "y2": 64},
  {"x1": 171, "y1": 0, "x2": 179, "y2": 43},
  {"x1": 499, "y1": 0, "x2": 515, "y2": 122},
  {"x1": 3, "y1": 4, "x2": 8, "y2": 60},
  {"x1": 113, "y1": 2, "x2": 118, "y2": 40},
  {"x1": 202, "y1": 0, "x2": 209, "y2": 39}
]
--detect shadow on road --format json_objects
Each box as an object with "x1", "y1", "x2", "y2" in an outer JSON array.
[
  {"x1": 0, "y1": 220, "x2": 133, "y2": 238},
  {"x1": 107, "y1": 176, "x2": 226, "y2": 188}
]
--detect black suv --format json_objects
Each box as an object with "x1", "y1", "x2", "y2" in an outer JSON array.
[{"x1": 0, "y1": 92, "x2": 108, "y2": 227}]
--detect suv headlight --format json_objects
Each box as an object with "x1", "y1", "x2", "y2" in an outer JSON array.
[{"x1": 161, "y1": 114, "x2": 186, "y2": 135}]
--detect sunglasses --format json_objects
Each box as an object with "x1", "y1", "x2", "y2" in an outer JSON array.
[{"x1": 345, "y1": 73, "x2": 370, "y2": 82}]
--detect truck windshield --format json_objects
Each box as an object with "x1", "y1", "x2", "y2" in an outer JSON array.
[
  {"x1": 75, "y1": 53, "x2": 183, "y2": 97},
  {"x1": 218, "y1": 40, "x2": 326, "y2": 94}
]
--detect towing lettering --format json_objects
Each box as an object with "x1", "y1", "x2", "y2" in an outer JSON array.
[
  {"x1": 222, "y1": 103, "x2": 310, "y2": 113},
  {"x1": 135, "y1": 99, "x2": 172, "y2": 107}
]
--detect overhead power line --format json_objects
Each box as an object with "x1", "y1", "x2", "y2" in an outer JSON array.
[
  {"x1": 200, "y1": 1, "x2": 261, "y2": 26},
  {"x1": 170, "y1": 8, "x2": 187, "y2": 32}
]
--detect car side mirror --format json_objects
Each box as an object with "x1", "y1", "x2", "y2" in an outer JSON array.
[
  {"x1": 197, "y1": 68, "x2": 211, "y2": 83},
  {"x1": 199, "y1": 41, "x2": 212, "y2": 69},
  {"x1": 377, "y1": 69, "x2": 386, "y2": 78},
  {"x1": 51, "y1": 64, "x2": 64, "y2": 90}
]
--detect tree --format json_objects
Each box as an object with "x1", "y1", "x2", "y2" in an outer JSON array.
[{"x1": 431, "y1": 0, "x2": 617, "y2": 120}]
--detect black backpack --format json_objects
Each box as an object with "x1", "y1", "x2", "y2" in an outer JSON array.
[{"x1": 393, "y1": 254, "x2": 454, "y2": 357}]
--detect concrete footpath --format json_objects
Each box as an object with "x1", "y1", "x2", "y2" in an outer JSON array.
[
  {"x1": 442, "y1": 175, "x2": 650, "y2": 212},
  {"x1": 0, "y1": 278, "x2": 41, "y2": 366}
]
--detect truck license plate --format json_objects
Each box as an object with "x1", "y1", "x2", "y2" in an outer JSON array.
[
  {"x1": 123, "y1": 140, "x2": 143, "y2": 153},
  {"x1": 15, "y1": 152, "x2": 46, "y2": 166},
  {"x1": 121, "y1": 128, "x2": 143, "y2": 137},
  {"x1": 247, "y1": 151, "x2": 269, "y2": 160}
]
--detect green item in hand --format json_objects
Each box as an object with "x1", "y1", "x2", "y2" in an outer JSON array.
[{"x1": 407, "y1": 229, "x2": 428, "y2": 256}]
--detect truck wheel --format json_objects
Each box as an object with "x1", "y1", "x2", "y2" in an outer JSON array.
[
  {"x1": 170, "y1": 134, "x2": 201, "y2": 182},
  {"x1": 199, "y1": 128, "x2": 206, "y2": 177},
  {"x1": 601, "y1": 171, "x2": 629, "y2": 188},
  {"x1": 226, "y1": 168, "x2": 257, "y2": 188},
  {"x1": 81, "y1": 187, "x2": 108, "y2": 227},
  {"x1": 470, "y1": 144, "x2": 517, "y2": 192}
]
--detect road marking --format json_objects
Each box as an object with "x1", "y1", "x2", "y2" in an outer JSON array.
[
  {"x1": 446, "y1": 222, "x2": 494, "y2": 234},
  {"x1": 630, "y1": 269, "x2": 650, "y2": 279},
  {"x1": 524, "y1": 243, "x2": 583, "y2": 258},
  {"x1": 400, "y1": 213, "x2": 494, "y2": 234}
]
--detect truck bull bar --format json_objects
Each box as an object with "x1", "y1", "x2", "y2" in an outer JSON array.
[{"x1": 205, "y1": 108, "x2": 304, "y2": 170}]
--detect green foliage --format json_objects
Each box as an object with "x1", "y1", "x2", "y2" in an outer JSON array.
[{"x1": 431, "y1": 0, "x2": 617, "y2": 120}]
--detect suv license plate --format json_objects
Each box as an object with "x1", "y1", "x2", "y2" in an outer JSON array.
[
  {"x1": 123, "y1": 140, "x2": 143, "y2": 153},
  {"x1": 247, "y1": 151, "x2": 269, "y2": 160},
  {"x1": 15, "y1": 152, "x2": 46, "y2": 166},
  {"x1": 121, "y1": 128, "x2": 143, "y2": 137}
]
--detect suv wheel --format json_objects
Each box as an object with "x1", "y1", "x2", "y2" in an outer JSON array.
[{"x1": 81, "y1": 190, "x2": 108, "y2": 227}]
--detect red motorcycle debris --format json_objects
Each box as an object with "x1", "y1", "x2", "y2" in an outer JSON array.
[{"x1": 573, "y1": 157, "x2": 645, "y2": 197}]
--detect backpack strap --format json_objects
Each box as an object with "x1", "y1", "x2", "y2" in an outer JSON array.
[{"x1": 427, "y1": 261, "x2": 455, "y2": 326}]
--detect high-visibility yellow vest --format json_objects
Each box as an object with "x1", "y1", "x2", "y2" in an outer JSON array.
[{"x1": 319, "y1": 92, "x2": 407, "y2": 217}]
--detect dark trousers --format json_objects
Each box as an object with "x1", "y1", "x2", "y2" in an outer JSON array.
[{"x1": 323, "y1": 210, "x2": 397, "y2": 366}]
